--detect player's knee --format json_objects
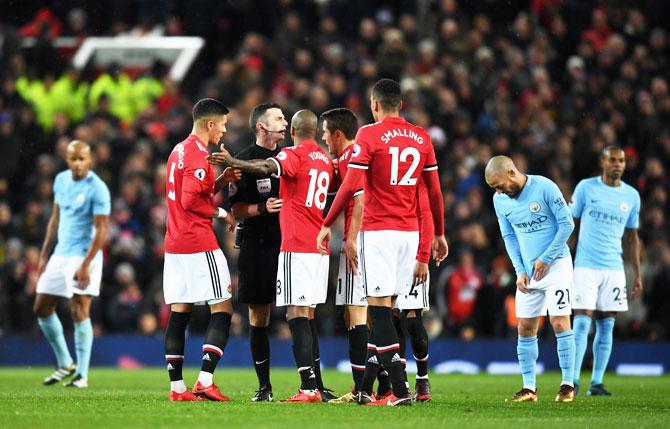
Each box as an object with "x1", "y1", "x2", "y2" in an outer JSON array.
[
  {"x1": 33, "y1": 302, "x2": 53, "y2": 318},
  {"x1": 550, "y1": 316, "x2": 571, "y2": 333},
  {"x1": 249, "y1": 305, "x2": 270, "y2": 327}
]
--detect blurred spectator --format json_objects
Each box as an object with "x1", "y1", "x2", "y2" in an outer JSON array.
[{"x1": 445, "y1": 250, "x2": 483, "y2": 339}]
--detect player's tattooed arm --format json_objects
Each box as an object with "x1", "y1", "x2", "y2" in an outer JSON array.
[{"x1": 207, "y1": 147, "x2": 278, "y2": 176}]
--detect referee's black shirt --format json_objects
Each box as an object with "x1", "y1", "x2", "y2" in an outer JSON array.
[{"x1": 228, "y1": 144, "x2": 281, "y2": 242}]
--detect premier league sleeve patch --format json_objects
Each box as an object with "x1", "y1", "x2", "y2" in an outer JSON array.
[{"x1": 194, "y1": 168, "x2": 206, "y2": 180}]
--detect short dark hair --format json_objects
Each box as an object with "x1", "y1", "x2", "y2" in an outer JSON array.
[
  {"x1": 601, "y1": 145, "x2": 624, "y2": 159},
  {"x1": 372, "y1": 78, "x2": 401, "y2": 110},
  {"x1": 321, "y1": 108, "x2": 358, "y2": 140},
  {"x1": 250, "y1": 102, "x2": 282, "y2": 134},
  {"x1": 192, "y1": 98, "x2": 229, "y2": 122}
]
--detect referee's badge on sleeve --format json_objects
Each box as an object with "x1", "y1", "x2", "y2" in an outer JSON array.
[{"x1": 256, "y1": 178, "x2": 272, "y2": 195}]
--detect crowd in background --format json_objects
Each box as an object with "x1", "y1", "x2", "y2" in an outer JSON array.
[{"x1": 1, "y1": 0, "x2": 669, "y2": 341}]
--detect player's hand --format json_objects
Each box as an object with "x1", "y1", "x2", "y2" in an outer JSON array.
[
  {"x1": 206, "y1": 145, "x2": 233, "y2": 165},
  {"x1": 332, "y1": 158, "x2": 339, "y2": 172},
  {"x1": 432, "y1": 235, "x2": 449, "y2": 266},
  {"x1": 37, "y1": 255, "x2": 49, "y2": 275},
  {"x1": 344, "y1": 239, "x2": 359, "y2": 274},
  {"x1": 265, "y1": 197, "x2": 283, "y2": 214},
  {"x1": 74, "y1": 263, "x2": 90, "y2": 290},
  {"x1": 221, "y1": 167, "x2": 241, "y2": 183},
  {"x1": 222, "y1": 211, "x2": 236, "y2": 232},
  {"x1": 316, "y1": 225, "x2": 331, "y2": 255},
  {"x1": 532, "y1": 258, "x2": 550, "y2": 281},
  {"x1": 631, "y1": 275, "x2": 643, "y2": 299},
  {"x1": 413, "y1": 261, "x2": 428, "y2": 286},
  {"x1": 516, "y1": 273, "x2": 530, "y2": 293}
]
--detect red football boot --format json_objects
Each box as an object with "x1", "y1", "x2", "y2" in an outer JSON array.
[
  {"x1": 366, "y1": 393, "x2": 412, "y2": 406},
  {"x1": 169, "y1": 389, "x2": 204, "y2": 402},
  {"x1": 281, "y1": 389, "x2": 322, "y2": 403},
  {"x1": 192, "y1": 381, "x2": 231, "y2": 402}
]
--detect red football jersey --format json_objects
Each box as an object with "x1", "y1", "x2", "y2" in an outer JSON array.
[
  {"x1": 164, "y1": 134, "x2": 219, "y2": 254},
  {"x1": 348, "y1": 116, "x2": 438, "y2": 232},
  {"x1": 335, "y1": 144, "x2": 364, "y2": 240},
  {"x1": 268, "y1": 140, "x2": 334, "y2": 253},
  {"x1": 416, "y1": 179, "x2": 434, "y2": 263}
]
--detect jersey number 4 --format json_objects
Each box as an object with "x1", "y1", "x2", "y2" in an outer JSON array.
[
  {"x1": 389, "y1": 146, "x2": 420, "y2": 186},
  {"x1": 306, "y1": 168, "x2": 329, "y2": 209}
]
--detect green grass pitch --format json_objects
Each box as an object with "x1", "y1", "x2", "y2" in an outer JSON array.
[{"x1": 1, "y1": 368, "x2": 669, "y2": 428}]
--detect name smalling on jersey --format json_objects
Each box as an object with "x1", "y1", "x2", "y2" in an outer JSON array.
[{"x1": 380, "y1": 128, "x2": 424, "y2": 144}]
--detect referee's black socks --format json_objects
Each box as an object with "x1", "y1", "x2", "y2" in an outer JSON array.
[
  {"x1": 368, "y1": 306, "x2": 410, "y2": 398},
  {"x1": 165, "y1": 311, "x2": 190, "y2": 382},
  {"x1": 250, "y1": 325, "x2": 271, "y2": 389},
  {"x1": 288, "y1": 317, "x2": 317, "y2": 390},
  {"x1": 201, "y1": 312, "x2": 232, "y2": 375}
]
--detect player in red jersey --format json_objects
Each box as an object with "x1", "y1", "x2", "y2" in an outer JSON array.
[
  {"x1": 319, "y1": 108, "x2": 370, "y2": 403},
  {"x1": 207, "y1": 110, "x2": 335, "y2": 404},
  {"x1": 317, "y1": 79, "x2": 448, "y2": 406},
  {"x1": 163, "y1": 98, "x2": 240, "y2": 402}
]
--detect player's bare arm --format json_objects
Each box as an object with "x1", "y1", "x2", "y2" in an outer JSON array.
[
  {"x1": 214, "y1": 167, "x2": 242, "y2": 192},
  {"x1": 567, "y1": 218, "x2": 580, "y2": 251},
  {"x1": 343, "y1": 194, "x2": 363, "y2": 274},
  {"x1": 74, "y1": 214, "x2": 110, "y2": 289},
  {"x1": 422, "y1": 169, "x2": 448, "y2": 265},
  {"x1": 38, "y1": 203, "x2": 59, "y2": 274},
  {"x1": 207, "y1": 146, "x2": 278, "y2": 176},
  {"x1": 624, "y1": 228, "x2": 643, "y2": 298},
  {"x1": 319, "y1": 166, "x2": 364, "y2": 254}
]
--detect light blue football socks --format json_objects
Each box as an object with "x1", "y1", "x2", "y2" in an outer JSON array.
[
  {"x1": 592, "y1": 317, "x2": 615, "y2": 385},
  {"x1": 572, "y1": 315, "x2": 592, "y2": 385},
  {"x1": 556, "y1": 329, "x2": 576, "y2": 386},
  {"x1": 517, "y1": 335, "x2": 538, "y2": 390},
  {"x1": 74, "y1": 318, "x2": 94, "y2": 380},
  {"x1": 38, "y1": 314, "x2": 74, "y2": 368}
]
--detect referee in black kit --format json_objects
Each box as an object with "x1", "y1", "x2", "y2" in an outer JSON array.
[{"x1": 229, "y1": 103, "x2": 287, "y2": 402}]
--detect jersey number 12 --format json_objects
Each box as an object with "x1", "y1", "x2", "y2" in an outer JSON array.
[{"x1": 389, "y1": 146, "x2": 420, "y2": 186}]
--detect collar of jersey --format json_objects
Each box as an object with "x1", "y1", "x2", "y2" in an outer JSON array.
[
  {"x1": 70, "y1": 171, "x2": 92, "y2": 182},
  {"x1": 188, "y1": 133, "x2": 205, "y2": 146},
  {"x1": 381, "y1": 116, "x2": 406, "y2": 124},
  {"x1": 296, "y1": 139, "x2": 318, "y2": 146}
]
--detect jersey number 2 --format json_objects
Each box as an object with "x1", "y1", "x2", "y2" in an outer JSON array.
[
  {"x1": 167, "y1": 162, "x2": 176, "y2": 201},
  {"x1": 306, "y1": 169, "x2": 329, "y2": 209},
  {"x1": 389, "y1": 146, "x2": 420, "y2": 186}
]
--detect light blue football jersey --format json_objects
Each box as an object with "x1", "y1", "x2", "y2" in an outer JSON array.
[
  {"x1": 53, "y1": 170, "x2": 111, "y2": 257},
  {"x1": 493, "y1": 175, "x2": 574, "y2": 276},
  {"x1": 571, "y1": 176, "x2": 640, "y2": 270}
]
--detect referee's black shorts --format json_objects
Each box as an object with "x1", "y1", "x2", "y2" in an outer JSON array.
[{"x1": 237, "y1": 237, "x2": 281, "y2": 305}]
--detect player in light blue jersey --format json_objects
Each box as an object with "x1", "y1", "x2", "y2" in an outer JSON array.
[
  {"x1": 486, "y1": 155, "x2": 576, "y2": 403},
  {"x1": 570, "y1": 146, "x2": 642, "y2": 396},
  {"x1": 33, "y1": 141, "x2": 111, "y2": 388}
]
